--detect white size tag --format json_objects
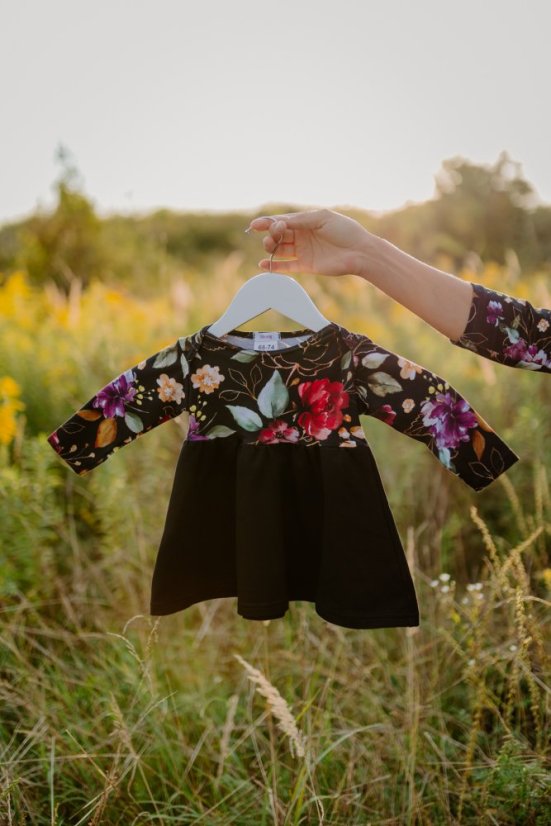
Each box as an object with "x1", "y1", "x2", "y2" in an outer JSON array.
[{"x1": 253, "y1": 332, "x2": 282, "y2": 351}]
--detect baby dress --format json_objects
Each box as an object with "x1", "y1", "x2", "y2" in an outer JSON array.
[{"x1": 47, "y1": 320, "x2": 519, "y2": 629}]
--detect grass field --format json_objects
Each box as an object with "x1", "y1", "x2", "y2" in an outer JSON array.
[{"x1": 1, "y1": 260, "x2": 550, "y2": 824}]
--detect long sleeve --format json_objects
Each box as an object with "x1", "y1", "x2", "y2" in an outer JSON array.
[
  {"x1": 448, "y1": 282, "x2": 551, "y2": 372},
  {"x1": 345, "y1": 331, "x2": 519, "y2": 492},
  {"x1": 47, "y1": 332, "x2": 199, "y2": 476}
]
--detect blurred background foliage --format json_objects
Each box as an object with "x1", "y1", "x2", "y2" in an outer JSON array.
[
  {"x1": 1, "y1": 148, "x2": 550, "y2": 298},
  {"x1": 0, "y1": 151, "x2": 549, "y2": 823}
]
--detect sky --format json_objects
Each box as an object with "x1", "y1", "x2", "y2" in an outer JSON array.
[{"x1": 1, "y1": 0, "x2": 550, "y2": 226}]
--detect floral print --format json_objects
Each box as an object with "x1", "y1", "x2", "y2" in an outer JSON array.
[
  {"x1": 191, "y1": 364, "x2": 225, "y2": 394},
  {"x1": 341, "y1": 329, "x2": 519, "y2": 489},
  {"x1": 157, "y1": 373, "x2": 185, "y2": 404},
  {"x1": 47, "y1": 320, "x2": 519, "y2": 491},
  {"x1": 449, "y1": 282, "x2": 551, "y2": 371},
  {"x1": 94, "y1": 371, "x2": 137, "y2": 417},
  {"x1": 420, "y1": 393, "x2": 478, "y2": 450},
  {"x1": 47, "y1": 335, "x2": 194, "y2": 472},
  {"x1": 258, "y1": 419, "x2": 300, "y2": 444},
  {"x1": 297, "y1": 378, "x2": 350, "y2": 440},
  {"x1": 398, "y1": 358, "x2": 423, "y2": 380}
]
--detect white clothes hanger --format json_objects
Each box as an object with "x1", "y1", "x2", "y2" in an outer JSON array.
[{"x1": 206, "y1": 228, "x2": 330, "y2": 339}]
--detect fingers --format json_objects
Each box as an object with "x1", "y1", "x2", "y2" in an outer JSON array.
[
  {"x1": 257, "y1": 257, "x2": 299, "y2": 274},
  {"x1": 263, "y1": 235, "x2": 294, "y2": 253},
  {"x1": 246, "y1": 218, "x2": 292, "y2": 246},
  {"x1": 246, "y1": 209, "x2": 327, "y2": 234},
  {"x1": 247, "y1": 214, "x2": 291, "y2": 232}
]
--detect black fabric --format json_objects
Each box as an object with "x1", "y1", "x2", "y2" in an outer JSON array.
[{"x1": 150, "y1": 436, "x2": 420, "y2": 628}]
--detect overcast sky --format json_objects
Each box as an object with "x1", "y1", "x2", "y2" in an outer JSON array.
[{"x1": 1, "y1": 0, "x2": 549, "y2": 225}]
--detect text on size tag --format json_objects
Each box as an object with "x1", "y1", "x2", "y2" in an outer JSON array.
[{"x1": 253, "y1": 332, "x2": 282, "y2": 351}]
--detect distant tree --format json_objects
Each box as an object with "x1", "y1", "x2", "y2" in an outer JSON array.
[
  {"x1": 8, "y1": 144, "x2": 108, "y2": 291},
  {"x1": 375, "y1": 151, "x2": 550, "y2": 273},
  {"x1": 432, "y1": 151, "x2": 540, "y2": 267}
]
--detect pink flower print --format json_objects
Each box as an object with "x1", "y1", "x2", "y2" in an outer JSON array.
[
  {"x1": 504, "y1": 338, "x2": 529, "y2": 361},
  {"x1": 373, "y1": 403, "x2": 396, "y2": 426},
  {"x1": 48, "y1": 431, "x2": 61, "y2": 453},
  {"x1": 504, "y1": 338, "x2": 551, "y2": 368},
  {"x1": 258, "y1": 419, "x2": 300, "y2": 444}
]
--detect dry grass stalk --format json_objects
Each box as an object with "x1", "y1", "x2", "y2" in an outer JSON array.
[{"x1": 233, "y1": 653, "x2": 306, "y2": 758}]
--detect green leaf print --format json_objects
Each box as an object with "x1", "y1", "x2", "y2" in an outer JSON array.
[
  {"x1": 231, "y1": 351, "x2": 259, "y2": 362},
  {"x1": 124, "y1": 411, "x2": 144, "y2": 433},
  {"x1": 367, "y1": 371, "x2": 403, "y2": 397},
  {"x1": 205, "y1": 425, "x2": 236, "y2": 438},
  {"x1": 340, "y1": 350, "x2": 352, "y2": 370},
  {"x1": 180, "y1": 354, "x2": 190, "y2": 378},
  {"x1": 361, "y1": 351, "x2": 389, "y2": 369},
  {"x1": 256, "y1": 370, "x2": 289, "y2": 418},
  {"x1": 227, "y1": 405, "x2": 264, "y2": 431},
  {"x1": 503, "y1": 326, "x2": 520, "y2": 343},
  {"x1": 153, "y1": 343, "x2": 179, "y2": 368}
]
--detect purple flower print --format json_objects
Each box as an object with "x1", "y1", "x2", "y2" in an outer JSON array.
[
  {"x1": 420, "y1": 391, "x2": 478, "y2": 450},
  {"x1": 503, "y1": 338, "x2": 551, "y2": 369},
  {"x1": 504, "y1": 338, "x2": 529, "y2": 362},
  {"x1": 187, "y1": 414, "x2": 210, "y2": 441},
  {"x1": 486, "y1": 300, "x2": 504, "y2": 327},
  {"x1": 93, "y1": 369, "x2": 137, "y2": 418}
]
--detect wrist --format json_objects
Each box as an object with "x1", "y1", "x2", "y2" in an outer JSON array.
[{"x1": 350, "y1": 230, "x2": 388, "y2": 282}]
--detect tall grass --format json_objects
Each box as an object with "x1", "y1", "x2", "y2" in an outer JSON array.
[{"x1": 0, "y1": 260, "x2": 549, "y2": 824}]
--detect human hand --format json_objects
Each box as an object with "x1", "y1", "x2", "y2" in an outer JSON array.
[{"x1": 244, "y1": 208, "x2": 373, "y2": 277}]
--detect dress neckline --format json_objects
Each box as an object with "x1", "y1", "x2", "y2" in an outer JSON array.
[{"x1": 200, "y1": 321, "x2": 338, "y2": 355}]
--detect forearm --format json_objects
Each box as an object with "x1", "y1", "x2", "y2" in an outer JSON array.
[{"x1": 353, "y1": 233, "x2": 473, "y2": 341}]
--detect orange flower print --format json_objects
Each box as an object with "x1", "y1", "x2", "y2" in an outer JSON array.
[
  {"x1": 191, "y1": 364, "x2": 225, "y2": 394},
  {"x1": 402, "y1": 398, "x2": 415, "y2": 413},
  {"x1": 339, "y1": 425, "x2": 366, "y2": 446},
  {"x1": 337, "y1": 426, "x2": 357, "y2": 447},
  {"x1": 157, "y1": 373, "x2": 185, "y2": 403},
  {"x1": 398, "y1": 357, "x2": 423, "y2": 380}
]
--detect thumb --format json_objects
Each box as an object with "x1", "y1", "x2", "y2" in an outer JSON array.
[{"x1": 257, "y1": 257, "x2": 300, "y2": 274}]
